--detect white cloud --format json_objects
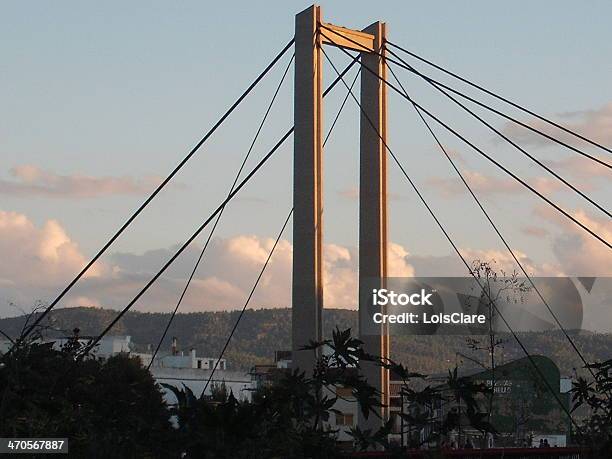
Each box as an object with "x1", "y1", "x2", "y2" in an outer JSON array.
[
  {"x1": 407, "y1": 248, "x2": 561, "y2": 278},
  {"x1": 427, "y1": 170, "x2": 564, "y2": 197},
  {"x1": 0, "y1": 210, "x2": 101, "y2": 288},
  {"x1": 535, "y1": 206, "x2": 612, "y2": 276},
  {"x1": 502, "y1": 101, "x2": 612, "y2": 149},
  {"x1": 459, "y1": 248, "x2": 561, "y2": 277},
  {"x1": 0, "y1": 210, "x2": 411, "y2": 315},
  {"x1": 0, "y1": 210, "x2": 106, "y2": 315},
  {"x1": 0, "y1": 217, "x2": 554, "y2": 316},
  {"x1": 544, "y1": 155, "x2": 612, "y2": 181},
  {"x1": 65, "y1": 296, "x2": 101, "y2": 308},
  {"x1": 521, "y1": 225, "x2": 549, "y2": 238},
  {"x1": 3, "y1": 205, "x2": 607, "y2": 320},
  {"x1": 0, "y1": 164, "x2": 169, "y2": 199},
  {"x1": 388, "y1": 243, "x2": 415, "y2": 277}
]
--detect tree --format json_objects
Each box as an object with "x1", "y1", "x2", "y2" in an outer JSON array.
[
  {"x1": 164, "y1": 327, "x2": 378, "y2": 457},
  {"x1": 0, "y1": 332, "x2": 175, "y2": 458},
  {"x1": 571, "y1": 359, "x2": 612, "y2": 455},
  {"x1": 165, "y1": 327, "x2": 494, "y2": 456},
  {"x1": 0, "y1": 324, "x2": 496, "y2": 456},
  {"x1": 386, "y1": 362, "x2": 494, "y2": 449},
  {"x1": 463, "y1": 259, "x2": 530, "y2": 442}
]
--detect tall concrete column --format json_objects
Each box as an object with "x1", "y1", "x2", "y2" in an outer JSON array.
[
  {"x1": 292, "y1": 5, "x2": 324, "y2": 373},
  {"x1": 359, "y1": 21, "x2": 389, "y2": 429}
]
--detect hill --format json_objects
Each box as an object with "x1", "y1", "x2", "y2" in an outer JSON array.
[{"x1": 1, "y1": 307, "x2": 610, "y2": 375}]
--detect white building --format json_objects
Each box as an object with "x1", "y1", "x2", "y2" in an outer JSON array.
[
  {"x1": 0, "y1": 340, "x2": 12, "y2": 354},
  {"x1": 53, "y1": 334, "x2": 132, "y2": 359},
  {"x1": 152, "y1": 348, "x2": 226, "y2": 371},
  {"x1": 152, "y1": 367, "x2": 252, "y2": 403},
  {"x1": 0, "y1": 335, "x2": 251, "y2": 404}
]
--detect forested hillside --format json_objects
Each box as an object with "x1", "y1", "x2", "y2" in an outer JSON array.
[{"x1": 2, "y1": 307, "x2": 609, "y2": 376}]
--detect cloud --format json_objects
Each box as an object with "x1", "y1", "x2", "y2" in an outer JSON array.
[
  {"x1": 427, "y1": 170, "x2": 563, "y2": 197},
  {"x1": 107, "y1": 240, "x2": 351, "y2": 312},
  {"x1": 407, "y1": 248, "x2": 560, "y2": 277},
  {"x1": 0, "y1": 210, "x2": 413, "y2": 316},
  {"x1": 109, "y1": 238, "x2": 414, "y2": 312},
  {"x1": 0, "y1": 210, "x2": 104, "y2": 314},
  {"x1": 459, "y1": 248, "x2": 560, "y2": 276},
  {"x1": 323, "y1": 244, "x2": 357, "y2": 309},
  {"x1": 543, "y1": 155, "x2": 612, "y2": 181},
  {"x1": 535, "y1": 206, "x2": 612, "y2": 276},
  {"x1": 0, "y1": 164, "x2": 169, "y2": 198},
  {"x1": 502, "y1": 101, "x2": 612, "y2": 149},
  {"x1": 103, "y1": 235, "x2": 295, "y2": 312},
  {"x1": 521, "y1": 226, "x2": 549, "y2": 238},
  {"x1": 428, "y1": 171, "x2": 519, "y2": 197},
  {"x1": 446, "y1": 148, "x2": 468, "y2": 165},
  {"x1": 3, "y1": 206, "x2": 606, "y2": 321},
  {"x1": 389, "y1": 243, "x2": 416, "y2": 277}
]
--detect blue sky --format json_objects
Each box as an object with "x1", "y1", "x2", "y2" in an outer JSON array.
[{"x1": 1, "y1": 1, "x2": 610, "y2": 320}]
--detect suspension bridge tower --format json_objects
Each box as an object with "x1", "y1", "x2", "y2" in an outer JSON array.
[{"x1": 291, "y1": 4, "x2": 390, "y2": 430}]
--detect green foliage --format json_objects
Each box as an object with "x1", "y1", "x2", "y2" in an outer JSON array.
[
  {"x1": 391, "y1": 365, "x2": 494, "y2": 448},
  {"x1": 209, "y1": 381, "x2": 229, "y2": 403},
  {"x1": 0, "y1": 325, "x2": 500, "y2": 456},
  {"x1": 0, "y1": 335, "x2": 174, "y2": 458},
  {"x1": 2, "y1": 307, "x2": 608, "y2": 379},
  {"x1": 3, "y1": 306, "x2": 609, "y2": 455},
  {"x1": 163, "y1": 327, "x2": 383, "y2": 457},
  {"x1": 571, "y1": 358, "x2": 612, "y2": 454},
  {"x1": 165, "y1": 371, "x2": 340, "y2": 457},
  {"x1": 165, "y1": 327, "x2": 494, "y2": 456},
  {"x1": 348, "y1": 420, "x2": 393, "y2": 452}
]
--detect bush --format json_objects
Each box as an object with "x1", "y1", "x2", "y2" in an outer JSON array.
[{"x1": 0, "y1": 336, "x2": 174, "y2": 458}]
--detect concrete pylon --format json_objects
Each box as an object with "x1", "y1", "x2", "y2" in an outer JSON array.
[
  {"x1": 358, "y1": 21, "x2": 390, "y2": 430},
  {"x1": 291, "y1": 6, "x2": 389, "y2": 432},
  {"x1": 292, "y1": 5, "x2": 324, "y2": 374}
]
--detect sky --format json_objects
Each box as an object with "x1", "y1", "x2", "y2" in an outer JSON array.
[{"x1": 1, "y1": 1, "x2": 611, "y2": 329}]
